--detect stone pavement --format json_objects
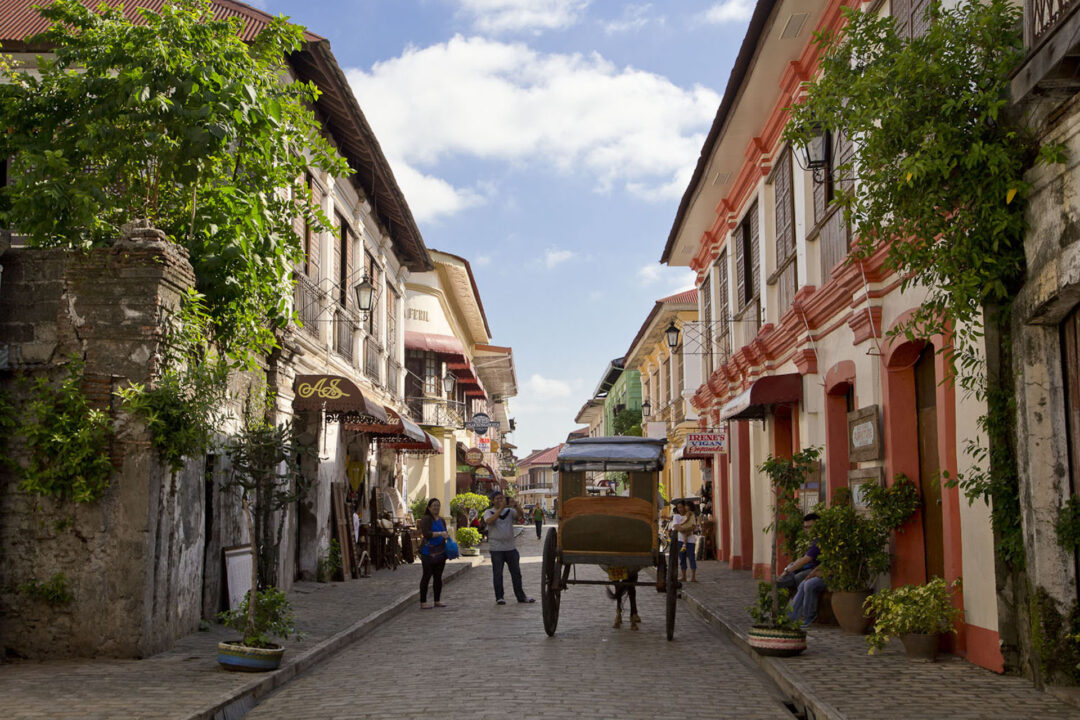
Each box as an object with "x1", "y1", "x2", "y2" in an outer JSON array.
[
  {"x1": 678, "y1": 560, "x2": 1080, "y2": 720},
  {"x1": 246, "y1": 525, "x2": 794, "y2": 720},
  {"x1": 0, "y1": 556, "x2": 477, "y2": 720}
]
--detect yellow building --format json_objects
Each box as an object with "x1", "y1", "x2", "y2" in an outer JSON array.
[{"x1": 624, "y1": 290, "x2": 704, "y2": 501}]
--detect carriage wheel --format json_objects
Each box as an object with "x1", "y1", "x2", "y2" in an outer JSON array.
[
  {"x1": 656, "y1": 552, "x2": 667, "y2": 593},
  {"x1": 541, "y1": 527, "x2": 562, "y2": 636},
  {"x1": 666, "y1": 537, "x2": 679, "y2": 640}
]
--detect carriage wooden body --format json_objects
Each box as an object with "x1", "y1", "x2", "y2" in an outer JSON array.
[{"x1": 541, "y1": 437, "x2": 680, "y2": 639}]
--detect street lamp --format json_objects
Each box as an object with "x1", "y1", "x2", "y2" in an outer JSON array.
[
  {"x1": 641, "y1": 399, "x2": 651, "y2": 417},
  {"x1": 442, "y1": 371, "x2": 456, "y2": 395},
  {"x1": 665, "y1": 320, "x2": 680, "y2": 350},
  {"x1": 798, "y1": 124, "x2": 831, "y2": 183},
  {"x1": 353, "y1": 275, "x2": 375, "y2": 312}
]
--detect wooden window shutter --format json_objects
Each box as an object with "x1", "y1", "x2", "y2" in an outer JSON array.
[
  {"x1": 734, "y1": 226, "x2": 746, "y2": 309},
  {"x1": 333, "y1": 213, "x2": 344, "y2": 306},
  {"x1": 894, "y1": 0, "x2": 912, "y2": 39},
  {"x1": 748, "y1": 201, "x2": 759, "y2": 300},
  {"x1": 910, "y1": 0, "x2": 930, "y2": 39},
  {"x1": 345, "y1": 223, "x2": 355, "y2": 309},
  {"x1": 306, "y1": 176, "x2": 321, "y2": 279},
  {"x1": 717, "y1": 249, "x2": 729, "y2": 358},
  {"x1": 701, "y1": 275, "x2": 713, "y2": 376},
  {"x1": 774, "y1": 148, "x2": 795, "y2": 264}
]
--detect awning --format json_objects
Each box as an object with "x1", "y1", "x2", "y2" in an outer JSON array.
[
  {"x1": 381, "y1": 429, "x2": 444, "y2": 456},
  {"x1": 293, "y1": 375, "x2": 388, "y2": 424},
  {"x1": 347, "y1": 407, "x2": 426, "y2": 443},
  {"x1": 675, "y1": 443, "x2": 714, "y2": 462},
  {"x1": 404, "y1": 331, "x2": 467, "y2": 356},
  {"x1": 718, "y1": 373, "x2": 802, "y2": 421}
]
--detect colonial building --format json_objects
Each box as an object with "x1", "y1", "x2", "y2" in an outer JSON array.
[
  {"x1": 624, "y1": 289, "x2": 703, "y2": 501},
  {"x1": 661, "y1": 0, "x2": 1000, "y2": 672},
  {"x1": 402, "y1": 249, "x2": 517, "y2": 510},
  {"x1": 516, "y1": 445, "x2": 562, "y2": 514}
]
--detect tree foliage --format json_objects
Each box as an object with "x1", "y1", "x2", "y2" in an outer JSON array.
[
  {"x1": 0, "y1": 0, "x2": 350, "y2": 365},
  {"x1": 612, "y1": 407, "x2": 642, "y2": 437}
]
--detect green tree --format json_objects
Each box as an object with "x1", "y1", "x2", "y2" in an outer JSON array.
[
  {"x1": 0, "y1": 0, "x2": 350, "y2": 366},
  {"x1": 612, "y1": 407, "x2": 642, "y2": 437}
]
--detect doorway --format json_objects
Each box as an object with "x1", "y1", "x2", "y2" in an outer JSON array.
[{"x1": 915, "y1": 345, "x2": 945, "y2": 581}]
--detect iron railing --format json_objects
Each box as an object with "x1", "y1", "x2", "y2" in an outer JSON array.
[
  {"x1": 334, "y1": 307, "x2": 355, "y2": 361},
  {"x1": 405, "y1": 396, "x2": 466, "y2": 428},
  {"x1": 1027, "y1": 0, "x2": 1077, "y2": 46}
]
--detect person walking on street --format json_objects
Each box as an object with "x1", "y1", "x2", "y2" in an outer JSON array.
[
  {"x1": 418, "y1": 498, "x2": 450, "y2": 609},
  {"x1": 674, "y1": 500, "x2": 698, "y2": 583},
  {"x1": 483, "y1": 492, "x2": 535, "y2": 605},
  {"x1": 533, "y1": 505, "x2": 544, "y2": 539}
]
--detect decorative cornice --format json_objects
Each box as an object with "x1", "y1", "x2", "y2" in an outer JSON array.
[
  {"x1": 848, "y1": 305, "x2": 883, "y2": 345},
  {"x1": 793, "y1": 347, "x2": 818, "y2": 376}
]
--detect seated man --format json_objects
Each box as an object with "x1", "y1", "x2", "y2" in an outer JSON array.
[
  {"x1": 776, "y1": 512, "x2": 820, "y2": 591},
  {"x1": 780, "y1": 513, "x2": 825, "y2": 628}
]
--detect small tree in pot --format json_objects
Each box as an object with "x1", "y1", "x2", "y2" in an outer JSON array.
[
  {"x1": 456, "y1": 527, "x2": 483, "y2": 556},
  {"x1": 864, "y1": 577, "x2": 962, "y2": 661},
  {"x1": 217, "y1": 420, "x2": 311, "y2": 671}
]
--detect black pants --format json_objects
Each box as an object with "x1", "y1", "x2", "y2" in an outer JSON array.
[
  {"x1": 535, "y1": 520, "x2": 542, "y2": 538},
  {"x1": 420, "y1": 554, "x2": 446, "y2": 603}
]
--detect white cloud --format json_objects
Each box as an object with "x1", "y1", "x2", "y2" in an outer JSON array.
[
  {"x1": 457, "y1": 0, "x2": 590, "y2": 33},
  {"x1": 474, "y1": 254, "x2": 493, "y2": 266},
  {"x1": 603, "y1": 4, "x2": 661, "y2": 35},
  {"x1": 702, "y1": 0, "x2": 753, "y2": 23},
  {"x1": 544, "y1": 248, "x2": 576, "y2": 269},
  {"x1": 345, "y1": 36, "x2": 718, "y2": 221},
  {"x1": 524, "y1": 373, "x2": 575, "y2": 397},
  {"x1": 638, "y1": 264, "x2": 696, "y2": 290}
]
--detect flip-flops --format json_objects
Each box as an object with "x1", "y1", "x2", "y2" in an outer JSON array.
[
  {"x1": 420, "y1": 603, "x2": 433, "y2": 609},
  {"x1": 434, "y1": 602, "x2": 447, "y2": 607}
]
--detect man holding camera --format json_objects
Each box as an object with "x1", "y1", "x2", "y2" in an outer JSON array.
[{"x1": 483, "y1": 492, "x2": 535, "y2": 605}]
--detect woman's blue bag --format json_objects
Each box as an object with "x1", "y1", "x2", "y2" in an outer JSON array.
[{"x1": 445, "y1": 538, "x2": 460, "y2": 560}]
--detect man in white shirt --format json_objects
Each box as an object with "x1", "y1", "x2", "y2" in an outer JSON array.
[{"x1": 483, "y1": 492, "x2": 535, "y2": 605}]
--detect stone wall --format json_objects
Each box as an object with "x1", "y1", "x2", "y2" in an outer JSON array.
[{"x1": 0, "y1": 230, "x2": 213, "y2": 658}]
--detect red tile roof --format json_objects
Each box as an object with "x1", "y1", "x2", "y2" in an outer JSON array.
[
  {"x1": 657, "y1": 288, "x2": 698, "y2": 305},
  {"x1": 0, "y1": 0, "x2": 322, "y2": 45},
  {"x1": 518, "y1": 444, "x2": 563, "y2": 468}
]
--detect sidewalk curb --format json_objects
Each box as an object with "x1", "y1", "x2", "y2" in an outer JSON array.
[
  {"x1": 680, "y1": 588, "x2": 846, "y2": 720},
  {"x1": 191, "y1": 561, "x2": 475, "y2": 720}
]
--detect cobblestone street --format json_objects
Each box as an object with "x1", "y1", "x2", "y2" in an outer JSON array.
[{"x1": 246, "y1": 529, "x2": 794, "y2": 720}]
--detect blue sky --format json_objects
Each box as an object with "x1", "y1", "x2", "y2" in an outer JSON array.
[{"x1": 257, "y1": 0, "x2": 753, "y2": 456}]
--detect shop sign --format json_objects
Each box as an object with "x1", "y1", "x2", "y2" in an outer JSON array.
[
  {"x1": 465, "y1": 448, "x2": 483, "y2": 466},
  {"x1": 478, "y1": 436, "x2": 491, "y2": 452},
  {"x1": 469, "y1": 412, "x2": 491, "y2": 435},
  {"x1": 491, "y1": 440, "x2": 500, "y2": 453},
  {"x1": 474, "y1": 466, "x2": 492, "y2": 479},
  {"x1": 848, "y1": 405, "x2": 882, "y2": 462},
  {"x1": 686, "y1": 430, "x2": 727, "y2": 454}
]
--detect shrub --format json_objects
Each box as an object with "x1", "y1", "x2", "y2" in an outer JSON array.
[
  {"x1": 456, "y1": 527, "x2": 482, "y2": 548},
  {"x1": 864, "y1": 578, "x2": 962, "y2": 654},
  {"x1": 218, "y1": 587, "x2": 297, "y2": 649}
]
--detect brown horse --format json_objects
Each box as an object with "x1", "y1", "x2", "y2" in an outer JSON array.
[{"x1": 604, "y1": 567, "x2": 641, "y2": 630}]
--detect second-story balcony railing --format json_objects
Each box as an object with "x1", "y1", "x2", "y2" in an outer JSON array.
[
  {"x1": 406, "y1": 396, "x2": 466, "y2": 428},
  {"x1": 1027, "y1": 0, "x2": 1078, "y2": 46}
]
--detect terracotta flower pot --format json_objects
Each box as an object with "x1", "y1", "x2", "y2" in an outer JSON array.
[
  {"x1": 748, "y1": 625, "x2": 807, "y2": 657},
  {"x1": 830, "y1": 590, "x2": 872, "y2": 634},
  {"x1": 900, "y1": 633, "x2": 940, "y2": 662},
  {"x1": 217, "y1": 640, "x2": 285, "y2": 672}
]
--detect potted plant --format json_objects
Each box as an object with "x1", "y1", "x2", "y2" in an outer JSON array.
[
  {"x1": 217, "y1": 587, "x2": 298, "y2": 671},
  {"x1": 747, "y1": 581, "x2": 807, "y2": 656},
  {"x1": 450, "y1": 491, "x2": 490, "y2": 536},
  {"x1": 814, "y1": 478, "x2": 921, "y2": 635},
  {"x1": 864, "y1": 577, "x2": 961, "y2": 661},
  {"x1": 217, "y1": 420, "x2": 311, "y2": 672},
  {"x1": 456, "y1": 527, "x2": 482, "y2": 557}
]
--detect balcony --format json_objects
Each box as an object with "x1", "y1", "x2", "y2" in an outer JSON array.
[
  {"x1": 406, "y1": 396, "x2": 466, "y2": 428},
  {"x1": 1014, "y1": 1, "x2": 1080, "y2": 101},
  {"x1": 333, "y1": 307, "x2": 355, "y2": 361}
]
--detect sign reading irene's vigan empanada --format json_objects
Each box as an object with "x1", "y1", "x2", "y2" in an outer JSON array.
[{"x1": 847, "y1": 405, "x2": 882, "y2": 462}]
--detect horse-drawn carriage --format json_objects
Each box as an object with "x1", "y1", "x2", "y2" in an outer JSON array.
[{"x1": 541, "y1": 437, "x2": 680, "y2": 640}]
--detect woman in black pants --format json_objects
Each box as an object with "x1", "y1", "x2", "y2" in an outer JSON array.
[{"x1": 418, "y1": 498, "x2": 450, "y2": 608}]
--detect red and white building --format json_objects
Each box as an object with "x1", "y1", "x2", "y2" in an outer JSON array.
[{"x1": 662, "y1": 0, "x2": 1000, "y2": 671}]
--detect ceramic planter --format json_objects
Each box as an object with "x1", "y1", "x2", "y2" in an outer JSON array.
[
  {"x1": 747, "y1": 626, "x2": 807, "y2": 657},
  {"x1": 217, "y1": 641, "x2": 285, "y2": 672},
  {"x1": 899, "y1": 633, "x2": 940, "y2": 662},
  {"x1": 831, "y1": 590, "x2": 872, "y2": 634},
  {"x1": 461, "y1": 546, "x2": 480, "y2": 556}
]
